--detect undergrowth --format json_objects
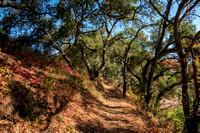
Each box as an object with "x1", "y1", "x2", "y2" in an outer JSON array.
[{"x1": 0, "y1": 47, "x2": 100, "y2": 132}]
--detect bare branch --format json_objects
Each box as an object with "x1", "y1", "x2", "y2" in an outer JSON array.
[
  {"x1": 179, "y1": 0, "x2": 200, "y2": 23},
  {"x1": 149, "y1": 0, "x2": 173, "y2": 24}
]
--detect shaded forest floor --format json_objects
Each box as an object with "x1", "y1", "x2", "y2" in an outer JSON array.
[
  {"x1": 0, "y1": 48, "x2": 170, "y2": 133},
  {"x1": 77, "y1": 81, "x2": 159, "y2": 133}
]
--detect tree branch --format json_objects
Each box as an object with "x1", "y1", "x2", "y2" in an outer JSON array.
[
  {"x1": 127, "y1": 66, "x2": 142, "y2": 85},
  {"x1": 186, "y1": 30, "x2": 200, "y2": 55},
  {"x1": 179, "y1": 1, "x2": 200, "y2": 23},
  {"x1": 149, "y1": 0, "x2": 173, "y2": 24},
  {"x1": 153, "y1": 68, "x2": 170, "y2": 81}
]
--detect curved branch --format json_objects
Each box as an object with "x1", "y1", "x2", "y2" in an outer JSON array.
[
  {"x1": 149, "y1": 0, "x2": 173, "y2": 24},
  {"x1": 179, "y1": 1, "x2": 200, "y2": 23},
  {"x1": 127, "y1": 66, "x2": 142, "y2": 85},
  {"x1": 186, "y1": 30, "x2": 200, "y2": 55},
  {"x1": 155, "y1": 81, "x2": 182, "y2": 106},
  {"x1": 153, "y1": 68, "x2": 170, "y2": 81},
  {"x1": 80, "y1": 39, "x2": 97, "y2": 52}
]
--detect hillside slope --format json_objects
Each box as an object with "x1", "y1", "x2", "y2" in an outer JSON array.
[{"x1": 0, "y1": 49, "x2": 162, "y2": 133}]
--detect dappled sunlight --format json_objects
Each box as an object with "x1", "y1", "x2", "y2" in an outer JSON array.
[{"x1": 0, "y1": 49, "x2": 162, "y2": 132}]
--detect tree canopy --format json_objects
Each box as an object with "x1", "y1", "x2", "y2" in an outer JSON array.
[{"x1": 1, "y1": 0, "x2": 200, "y2": 132}]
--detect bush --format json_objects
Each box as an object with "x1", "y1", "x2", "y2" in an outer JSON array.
[{"x1": 166, "y1": 106, "x2": 184, "y2": 132}]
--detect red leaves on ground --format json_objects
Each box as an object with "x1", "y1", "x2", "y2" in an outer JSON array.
[
  {"x1": 153, "y1": 127, "x2": 158, "y2": 133},
  {"x1": 64, "y1": 111, "x2": 70, "y2": 117},
  {"x1": 57, "y1": 84, "x2": 60, "y2": 87}
]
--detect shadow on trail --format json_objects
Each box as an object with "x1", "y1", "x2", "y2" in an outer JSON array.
[
  {"x1": 0, "y1": 72, "x2": 153, "y2": 132},
  {"x1": 75, "y1": 82, "x2": 153, "y2": 133},
  {"x1": 98, "y1": 82, "x2": 124, "y2": 100},
  {"x1": 77, "y1": 121, "x2": 139, "y2": 133}
]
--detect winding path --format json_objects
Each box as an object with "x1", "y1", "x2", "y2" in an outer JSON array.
[{"x1": 76, "y1": 82, "x2": 156, "y2": 133}]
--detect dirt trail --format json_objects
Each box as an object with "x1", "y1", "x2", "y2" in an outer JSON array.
[
  {"x1": 0, "y1": 50, "x2": 161, "y2": 133},
  {"x1": 77, "y1": 82, "x2": 156, "y2": 133}
]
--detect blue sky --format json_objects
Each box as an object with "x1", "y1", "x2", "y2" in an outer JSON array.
[
  {"x1": 49, "y1": 0, "x2": 200, "y2": 32},
  {"x1": 171, "y1": 2, "x2": 200, "y2": 31},
  {"x1": 0, "y1": 1, "x2": 199, "y2": 35},
  {"x1": 193, "y1": 10, "x2": 200, "y2": 31}
]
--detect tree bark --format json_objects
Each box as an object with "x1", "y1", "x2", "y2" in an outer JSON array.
[
  {"x1": 190, "y1": 49, "x2": 200, "y2": 133},
  {"x1": 61, "y1": 53, "x2": 73, "y2": 69},
  {"x1": 96, "y1": 42, "x2": 107, "y2": 79},
  {"x1": 122, "y1": 62, "x2": 127, "y2": 97},
  {"x1": 74, "y1": 23, "x2": 92, "y2": 78},
  {"x1": 122, "y1": 26, "x2": 146, "y2": 97},
  {"x1": 155, "y1": 82, "x2": 181, "y2": 108},
  {"x1": 146, "y1": 0, "x2": 173, "y2": 107},
  {"x1": 122, "y1": 47, "x2": 128, "y2": 97},
  {"x1": 145, "y1": 22, "x2": 168, "y2": 107},
  {"x1": 150, "y1": 0, "x2": 200, "y2": 131},
  {"x1": 173, "y1": 1, "x2": 192, "y2": 132},
  {"x1": 180, "y1": 57, "x2": 192, "y2": 133}
]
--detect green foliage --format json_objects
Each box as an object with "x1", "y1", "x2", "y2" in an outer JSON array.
[
  {"x1": 44, "y1": 76, "x2": 56, "y2": 92},
  {"x1": 1, "y1": 0, "x2": 200, "y2": 131},
  {"x1": 0, "y1": 65, "x2": 12, "y2": 94},
  {"x1": 102, "y1": 0, "x2": 138, "y2": 18},
  {"x1": 104, "y1": 64, "x2": 122, "y2": 82},
  {"x1": 166, "y1": 106, "x2": 184, "y2": 132},
  {"x1": 0, "y1": 65, "x2": 11, "y2": 77}
]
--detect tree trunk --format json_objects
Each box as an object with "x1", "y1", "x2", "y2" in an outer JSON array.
[
  {"x1": 122, "y1": 60, "x2": 127, "y2": 97},
  {"x1": 175, "y1": 44, "x2": 192, "y2": 133},
  {"x1": 97, "y1": 42, "x2": 107, "y2": 79},
  {"x1": 122, "y1": 46, "x2": 130, "y2": 97},
  {"x1": 173, "y1": 9, "x2": 194, "y2": 132},
  {"x1": 145, "y1": 57, "x2": 157, "y2": 107},
  {"x1": 190, "y1": 49, "x2": 200, "y2": 133},
  {"x1": 145, "y1": 21, "x2": 168, "y2": 108},
  {"x1": 180, "y1": 58, "x2": 193, "y2": 133},
  {"x1": 74, "y1": 24, "x2": 92, "y2": 78},
  {"x1": 61, "y1": 53, "x2": 73, "y2": 69}
]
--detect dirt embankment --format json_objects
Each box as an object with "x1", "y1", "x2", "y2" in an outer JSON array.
[{"x1": 0, "y1": 51, "x2": 159, "y2": 133}]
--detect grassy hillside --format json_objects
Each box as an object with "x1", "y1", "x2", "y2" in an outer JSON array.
[{"x1": 0, "y1": 48, "x2": 174, "y2": 133}]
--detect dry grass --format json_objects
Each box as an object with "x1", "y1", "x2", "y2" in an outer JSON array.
[{"x1": 0, "y1": 50, "x2": 163, "y2": 133}]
